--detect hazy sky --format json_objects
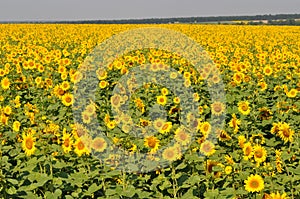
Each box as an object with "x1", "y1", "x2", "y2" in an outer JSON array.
[{"x1": 0, "y1": 0, "x2": 300, "y2": 21}]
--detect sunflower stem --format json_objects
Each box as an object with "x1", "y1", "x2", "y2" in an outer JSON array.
[{"x1": 171, "y1": 163, "x2": 178, "y2": 198}]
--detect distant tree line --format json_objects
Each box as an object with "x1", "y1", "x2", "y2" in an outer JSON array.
[{"x1": 1, "y1": 14, "x2": 300, "y2": 25}]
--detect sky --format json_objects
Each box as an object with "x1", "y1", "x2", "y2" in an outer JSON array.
[{"x1": 0, "y1": 0, "x2": 300, "y2": 21}]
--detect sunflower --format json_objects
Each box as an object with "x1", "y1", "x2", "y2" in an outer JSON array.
[
  {"x1": 277, "y1": 123, "x2": 294, "y2": 143},
  {"x1": 198, "y1": 106, "x2": 204, "y2": 114},
  {"x1": 45, "y1": 78, "x2": 53, "y2": 88},
  {"x1": 73, "y1": 138, "x2": 89, "y2": 157},
  {"x1": 96, "y1": 68, "x2": 108, "y2": 80},
  {"x1": 183, "y1": 71, "x2": 191, "y2": 79},
  {"x1": 99, "y1": 80, "x2": 108, "y2": 89},
  {"x1": 62, "y1": 131, "x2": 73, "y2": 153},
  {"x1": 184, "y1": 79, "x2": 191, "y2": 87},
  {"x1": 269, "y1": 191, "x2": 289, "y2": 199},
  {"x1": 53, "y1": 85, "x2": 65, "y2": 98},
  {"x1": 250, "y1": 134, "x2": 265, "y2": 145},
  {"x1": 211, "y1": 101, "x2": 226, "y2": 116},
  {"x1": 238, "y1": 101, "x2": 251, "y2": 115},
  {"x1": 211, "y1": 75, "x2": 221, "y2": 84},
  {"x1": 71, "y1": 71, "x2": 83, "y2": 84},
  {"x1": 275, "y1": 149, "x2": 283, "y2": 173},
  {"x1": 243, "y1": 142, "x2": 253, "y2": 160},
  {"x1": 217, "y1": 130, "x2": 231, "y2": 141},
  {"x1": 253, "y1": 145, "x2": 267, "y2": 164},
  {"x1": 3, "y1": 106, "x2": 12, "y2": 115},
  {"x1": 140, "y1": 118, "x2": 150, "y2": 127},
  {"x1": 81, "y1": 111, "x2": 91, "y2": 124},
  {"x1": 162, "y1": 145, "x2": 181, "y2": 162},
  {"x1": 106, "y1": 120, "x2": 116, "y2": 129},
  {"x1": 200, "y1": 140, "x2": 215, "y2": 156},
  {"x1": 35, "y1": 77, "x2": 42, "y2": 86},
  {"x1": 286, "y1": 88, "x2": 298, "y2": 98},
  {"x1": 224, "y1": 165, "x2": 232, "y2": 175},
  {"x1": 206, "y1": 160, "x2": 222, "y2": 178},
  {"x1": 85, "y1": 103, "x2": 96, "y2": 116},
  {"x1": 161, "y1": 87, "x2": 169, "y2": 95},
  {"x1": 193, "y1": 93, "x2": 200, "y2": 102},
  {"x1": 263, "y1": 66, "x2": 273, "y2": 76},
  {"x1": 229, "y1": 113, "x2": 241, "y2": 133},
  {"x1": 170, "y1": 72, "x2": 178, "y2": 79},
  {"x1": 174, "y1": 127, "x2": 191, "y2": 146},
  {"x1": 159, "y1": 121, "x2": 172, "y2": 134},
  {"x1": 134, "y1": 98, "x2": 145, "y2": 113},
  {"x1": 258, "y1": 81, "x2": 268, "y2": 91},
  {"x1": 71, "y1": 123, "x2": 87, "y2": 139},
  {"x1": 1, "y1": 77, "x2": 10, "y2": 90},
  {"x1": 13, "y1": 121, "x2": 21, "y2": 132},
  {"x1": 225, "y1": 155, "x2": 235, "y2": 165},
  {"x1": 0, "y1": 69, "x2": 5, "y2": 77},
  {"x1": 271, "y1": 122, "x2": 281, "y2": 134},
  {"x1": 173, "y1": 97, "x2": 180, "y2": 104},
  {"x1": 144, "y1": 136, "x2": 160, "y2": 153},
  {"x1": 169, "y1": 106, "x2": 180, "y2": 115},
  {"x1": 58, "y1": 65, "x2": 67, "y2": 74},
  {"x1": 199, "y1": 122, "x2": 211, "y2": 137},
  {"x1": 14, "y1": 96, "x2": 21, "y2": 108},
  {"x1": 61, "y1": 73, "x2": 68, "y2": 80},
  {"x1": 111, "y1": 94, "x2": 123, "y2": 108},
  {"x1": 22, "y1": 132, "x2": 36, "y2": 156},
  {"x1": 92, "y1": 137, "x2": 107, "y2": 152},
  {"x1": 61, "y1": 93, "x2": 74, "y2": 107},
  {"x1": 244, "y1": 174, "x2": 264, "y2": 193},
  {"x1": 232, "y1": 72, "x2": 244, "y2": 84},
  {"x1": 157, "y1": 95, "x2": 167, "y2": 106},
  {"x1": 153, "y1": 118, "x2": 165, "y2": 131},
  {"x1": 60, "y1": 81, "x2": 70, "y2": 91},
  {"x1": 1, "y1": 114, "x2": 8, "y2": 125},
  {"x1": 129, "y1": 144, "x2": 137, "y2": 152},
  {"x1": 258, "y1": 107, "x2": 272, "y2": 120}
]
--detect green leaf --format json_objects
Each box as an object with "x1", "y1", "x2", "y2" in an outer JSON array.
[
  {"x1": 106, "y1": 188, "x2": 118, "y2": 196},
  {"x1": 85, "y1": 183, "x2": 102, "y2": 196},
  {"x1": 53, "y1": 161, "x2": 67, "y2": 169},
  {"x1": 37, "y1": 174, "x2": 50, "y2": 186},
  {"x1": 159, "y1": 179, "x2": 172, "y2": 190},
  {"x1": 7, "y1": 186, "x2": 17, "y2": 195},
  {"x1": 182, "y1": 186, "x2": 198, "y2": 199},
  {"x1": 121, "y1": 185, "x2": 136, "y2": 197},
  {"x1": 204, "y1": 189, "x2": 219, "y2": 198},
  {"x1": 220, "y1": 188, "x2": 235, "y2": 198},
  {"x1": 183, "y1": 174, "x2": 202, "y2": 187},
  {"x1": 176, "y1": 162, "x2": 187, "y2": 170},
  {"x1": 7, "y1": 178, "x2": 19, "y2": 185}
]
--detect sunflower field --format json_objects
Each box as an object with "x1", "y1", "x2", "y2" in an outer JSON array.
[{"x1": 0, "y1": 24, "x2": 299, "y2": 199}]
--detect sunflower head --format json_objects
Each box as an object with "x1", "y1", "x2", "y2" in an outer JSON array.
[{"x1": 244, "y1": 174, "x2": 264, "y2": 193}]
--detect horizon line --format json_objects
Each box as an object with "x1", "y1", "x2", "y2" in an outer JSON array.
[{"x1": 0, "y1": 13, "x2": 299, "y2": 23}]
